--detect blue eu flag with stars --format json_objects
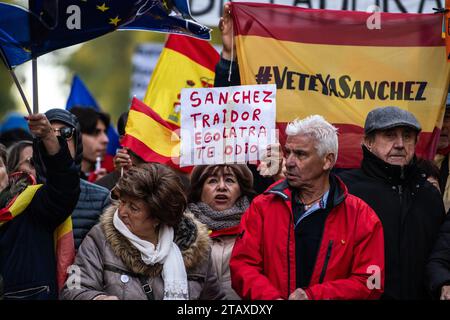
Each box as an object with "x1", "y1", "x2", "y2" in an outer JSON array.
[{"x1": 0, "y1": 0, "x2": 210, "y2": 68}]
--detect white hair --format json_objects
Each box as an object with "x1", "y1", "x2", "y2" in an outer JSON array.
[{"x1": 285, "y1": 115, "x2": 338, "y2": 160}]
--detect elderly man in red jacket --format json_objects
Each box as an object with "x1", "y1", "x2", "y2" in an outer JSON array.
[{"x1": 230, "y1": 115, "x2": 385, "y2": 300}]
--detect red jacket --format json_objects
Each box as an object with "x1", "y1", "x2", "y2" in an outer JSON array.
[{"x1": 230, "y1": 176, "x2": 385, "y2": 300}]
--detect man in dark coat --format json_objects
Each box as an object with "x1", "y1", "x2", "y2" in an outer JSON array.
[
  {"x1": 339, "y1": 106, "x2": 446, "y2": 299},
  {"x1": 427, "y1": 212, "x2": 450, "y2": 299}
]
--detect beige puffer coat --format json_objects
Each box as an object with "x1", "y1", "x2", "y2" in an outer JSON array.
[{"x1": 60, "y1": 206, "x2": 225, "y2": 300}]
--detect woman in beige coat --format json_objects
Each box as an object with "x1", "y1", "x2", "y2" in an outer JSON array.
[
  {"x1": 187, "y1": 165, "x2": 254, "y2": 300},
  {"x1": 60, "y1": 163, "x2": 224, "y2": 300}
]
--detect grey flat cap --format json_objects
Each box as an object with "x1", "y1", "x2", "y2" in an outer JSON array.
[{"x1": 364, "y1": 106, "x2": 421, "y2": 134}]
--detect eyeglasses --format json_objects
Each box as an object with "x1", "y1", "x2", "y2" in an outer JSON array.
[{"x1": 54, "y1": 127, "x2": 75, "y2": 140}]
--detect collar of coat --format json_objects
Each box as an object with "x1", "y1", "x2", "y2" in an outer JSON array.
[
  {"x1": 100, "y1": 205, "x2": 211, "y2": 277},
  {"x1": 361, "y1": 145, "x2": 425, "y2": 186},
  {"x1": 264, "y1": 174, "x2": 347, "y2": 209}
]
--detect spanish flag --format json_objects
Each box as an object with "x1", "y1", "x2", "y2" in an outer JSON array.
[
  {"x1": 0, "y1": 184, "x2": 75, "y2": 291},
  {"x1": 122, "y1": 97, "x2": 191, "y2": 173},
  {"x1": 445, "y1": 0, "x2": 450, "y2": 61},
  {"x1": 232, "y1": 3, "x2": 450, "y2": 168},
  {"x1": 144, "y1": 34, "x2": 220, "y2": 126},
  {"x1": 54, "y1": 217, "x2": 75, "y2": 290}
]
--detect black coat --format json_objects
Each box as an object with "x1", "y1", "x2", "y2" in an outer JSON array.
[
  {"x1": 427, "y1": 211, "x2": 450, "y2": 298},
  {"x1": 0, "y1": 137, "x2": 80, "y2": 300},
  {"x1": 72, "y1": 179, "x2": 110, "y2": 249},
  {"x1": 338, "y1": 146, "x2": 445, "y2": 299}
]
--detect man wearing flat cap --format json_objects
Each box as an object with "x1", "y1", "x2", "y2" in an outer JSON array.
[{"x1": 339, "y1": 106, "x2": 446, "y2": 300}]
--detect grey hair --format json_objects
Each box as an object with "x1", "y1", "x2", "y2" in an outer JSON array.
[{"x1": 285, "y1": 115, "x2": 339, "y2": 161}]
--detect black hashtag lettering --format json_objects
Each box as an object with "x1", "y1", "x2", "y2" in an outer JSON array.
[{"x1": 255, "y1": 66, "x2": 272, "y2": 84}]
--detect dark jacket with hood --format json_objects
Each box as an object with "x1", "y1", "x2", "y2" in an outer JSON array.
[
  {"x1": 43, "y1": 109, "x2": 110, "y2": 249},
  {"x1": 0, "y1": 137, "x2": 80, "y2": 300},
  {"x1": 338, "y1": 146, "x2": 445, "y2": 299}
]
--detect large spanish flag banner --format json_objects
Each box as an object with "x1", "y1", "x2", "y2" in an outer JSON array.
[
  {"x1": 122, "y1": 97, "x2": 192, "y2": 173},
  {"x1": 144, "y1": 34, "x2": 220, "y2": 126},
  {"x1": 232, "y1": 2, "x2": 450, "y2": 168}
]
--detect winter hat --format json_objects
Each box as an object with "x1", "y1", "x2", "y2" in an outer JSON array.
[{"x1": 364, "y1": 106, "x2": 421, "y2": 135}]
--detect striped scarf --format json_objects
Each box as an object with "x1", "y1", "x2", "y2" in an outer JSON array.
[{"x1": 187, "y1": 196, "x2": 249, "y2": 231}]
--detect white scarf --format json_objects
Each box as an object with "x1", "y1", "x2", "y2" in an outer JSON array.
[{"x1": 113, "y1": 210, "x2": 189, "y2": 300}]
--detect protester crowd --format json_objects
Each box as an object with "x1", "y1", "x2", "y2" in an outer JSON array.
[{"x1": 1, "y1": 4, "x2": 450, "y2": 301}]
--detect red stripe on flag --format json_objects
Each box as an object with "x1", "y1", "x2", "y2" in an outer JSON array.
[
  {"x1": 165, "y1": 34, "x2": 219, "y2": 71},
  {"x1": 231, "y1": 3, "x2": 444, "y2": 47},
  {"x1": 0, "y1": 208, "x2": 13, "y2": 222},
  {"x1": 56, "y1": 230, "x2": 75, "y2": 291},
  {"x1": 416, "y1": 127, "x2": 440, "y2": 160},
  {"x1": 122, "y1": 134, "x2": 192, "y2": 173},
  {"x1": 277, "y1": 122, "x2": 438, "y2": 168},
  {"x1": 130, "y1": 97, "x2": 180, "y2": 131}
]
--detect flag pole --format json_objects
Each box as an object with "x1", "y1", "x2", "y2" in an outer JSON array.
[
  {"x1": 0, "y1": 48, "x2": 33, "y2": 115},
  {"x1": 32, "y1": 58, "x2": 39, "y2": 114}
]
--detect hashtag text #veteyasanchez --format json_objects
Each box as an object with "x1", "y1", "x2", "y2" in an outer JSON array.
[{"x1": 255, "y1": 66, "x2": 427, "y2": 101}]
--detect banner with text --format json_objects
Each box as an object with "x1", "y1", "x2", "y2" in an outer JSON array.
[
  {"x1": 190, "y1": 0, "x2": 443, "y2": 27},
  {"x1": 232, "y1": 2, "x2": 450, "y2": 168},
  {"x1": 180, "y1": 84, "x2": 276, "y2": 166}
]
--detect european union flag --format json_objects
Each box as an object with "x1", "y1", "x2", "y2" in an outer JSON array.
[
  {"x1": 0, "y1": 0, "x2": 210, "y2": 68},
  {"x1": 66, "y1": 75, "x2": 120, "y2": 158}
]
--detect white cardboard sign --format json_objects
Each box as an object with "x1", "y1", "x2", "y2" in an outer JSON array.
[{"x1": 180, "y1": 84, "x2": 277, "y2": 166}]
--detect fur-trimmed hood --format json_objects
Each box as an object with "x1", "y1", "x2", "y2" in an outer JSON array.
[{"x1": 100, "y1": 205, "x2": 210, "y2": 278}]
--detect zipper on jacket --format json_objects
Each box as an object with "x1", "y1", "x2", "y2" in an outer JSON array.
[
  {"x1": 318, "y1": 240, "x2": 333, "y2": 284},
  {"x1": 399, "y1": 167, "x2": 404, "y2": 200},
  {"x1": 287, "y1": 212, "x2": 292, "y2": 299}
]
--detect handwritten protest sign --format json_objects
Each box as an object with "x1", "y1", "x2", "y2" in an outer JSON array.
[{"x1": 180, "y1": 84, "x2": 276, "y2": 166}]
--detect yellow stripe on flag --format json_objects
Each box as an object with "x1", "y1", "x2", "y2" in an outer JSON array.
[
  {"x1": 144, "y1": 48, "x2": 216, "y2": 125},
  {"x1": 236, "y1": 35, "x2": 450, "y2": 132},
  {"x1": 9, "y1": 184, "x2": 43, "y2": 217},
  {"x1": 55, "y1": 217, "x2": 73, "y2": 239},
  {"x1": 126, "y1": 109, "x2": 180, "y2": 157}
]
